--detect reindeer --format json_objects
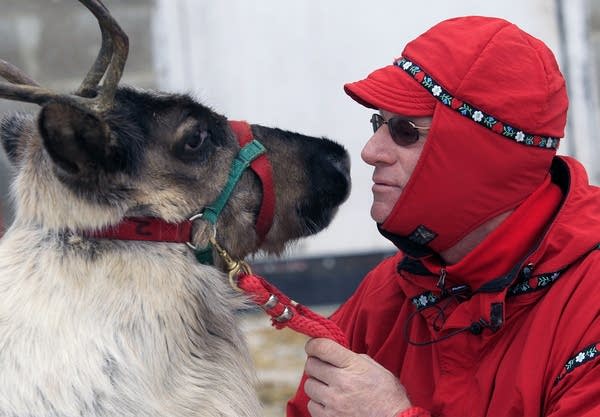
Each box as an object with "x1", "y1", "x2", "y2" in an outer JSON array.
[{"x1": 0, "y1": 1, "x2": 350, "y2": 416}]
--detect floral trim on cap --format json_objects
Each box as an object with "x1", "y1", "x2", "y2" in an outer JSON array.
[{"x1": 394, "y1": 57, "x2": 560, "y2": 150}]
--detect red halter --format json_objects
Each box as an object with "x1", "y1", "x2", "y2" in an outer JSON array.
[{"x1": 87, "y1": 120, "x2": 274, "y2": 245}]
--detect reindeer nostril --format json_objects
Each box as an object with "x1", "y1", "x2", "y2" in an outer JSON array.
[
  {"x1": 297, "y1": 145, "x2": 351, "y2": 235},
  {"x1": 331, "y1": 153, "x2": 351, "y2": 184},
  {"x1": 322, "y1": 150, "x2": 352, "y2": 203}
]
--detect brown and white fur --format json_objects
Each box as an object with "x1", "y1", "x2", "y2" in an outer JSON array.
[{"x1": 0, "y1": 87, "x2": 350, "y2": 416}]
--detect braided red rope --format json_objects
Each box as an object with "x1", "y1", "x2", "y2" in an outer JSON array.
[{"x1": 236, "y1": 272, "x2": 349, "y2": 348}]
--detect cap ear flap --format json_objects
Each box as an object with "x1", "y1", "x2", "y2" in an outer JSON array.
[{"x1": 38, "y1": 102, "x2": 116, "y2": 176}]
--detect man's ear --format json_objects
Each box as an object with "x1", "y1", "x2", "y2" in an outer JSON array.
[{"x1": 38, "y1": 101, "x2": 116, "y2": 176}]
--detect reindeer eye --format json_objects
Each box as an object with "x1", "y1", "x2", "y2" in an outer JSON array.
[
  {"x1": 184, "y1": 130, "x2": 208, "y2": 152},
  {"x1": 174, "y1": 129, "x2": 211, "y2": 162}
]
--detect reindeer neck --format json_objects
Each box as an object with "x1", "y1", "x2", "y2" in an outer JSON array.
[{"x1": 0, "y1": 222, "x2": 261, "y2": 417}]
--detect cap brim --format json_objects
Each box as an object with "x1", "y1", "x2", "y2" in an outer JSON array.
[{"x1": 344, "y1": 65, "x2": 435, "y2": 116}]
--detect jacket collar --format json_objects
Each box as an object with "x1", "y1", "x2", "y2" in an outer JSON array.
[
  {"x1": 394, "y1": 157, "x2": 581, "y2": 334},
  {"x1": 398, "y1": 172, "x2": 563, "y2": 293}
]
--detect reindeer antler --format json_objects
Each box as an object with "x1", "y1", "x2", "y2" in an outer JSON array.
[
  {"x1": 0, "y1": 59, "x2": 40, "y2": 87},
  {"x1": 0, "y1": 0, "x2": 129, "y2": 113}
]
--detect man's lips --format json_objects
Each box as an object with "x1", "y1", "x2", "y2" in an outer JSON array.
[
  {"x1": 372, "y1": 177, "x2": 400, "y2": 187},
  {"x1": 372, "y1": 181, "x2": 401, "y2": 192}
]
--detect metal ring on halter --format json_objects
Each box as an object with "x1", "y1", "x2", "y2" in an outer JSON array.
[
  {"x1": 185, "y1": 211, "x2": 217, "y2": 251},
  {"x1": 274, "y1": 306, "x2": 294, "y2": 323},
  {"x1": 261, "y1": 294, "x2": 279, "y2": 310}
]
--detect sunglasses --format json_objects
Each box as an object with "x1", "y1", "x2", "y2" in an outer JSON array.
[{"x1": 370, "y1": 113, "x2": 430, "y2": 146}]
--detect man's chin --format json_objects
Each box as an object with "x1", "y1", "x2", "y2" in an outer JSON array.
[{"x1": 370, "y1": 204, "x2": 392, "y2": 224}]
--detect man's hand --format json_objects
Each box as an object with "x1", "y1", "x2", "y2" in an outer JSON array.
[{"x1": 303, "y1": 338, "x2": 411, "y2": 417}]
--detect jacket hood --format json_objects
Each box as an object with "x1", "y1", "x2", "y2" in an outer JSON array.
[{"x1": 526, "y1": 156, "x2": 600, "y2": 274}]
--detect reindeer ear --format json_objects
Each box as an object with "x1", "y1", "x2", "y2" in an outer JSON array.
[
  {"x1": 1, "y1": 114, "x2": 31, "y2": 166},
  {"x1": 38, "y1": 102, "x2": 115, "y2": 175}
]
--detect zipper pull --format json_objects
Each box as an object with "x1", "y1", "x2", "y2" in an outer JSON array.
[{"x1": 437, "y1": 266, "x2": 447, "y2": 290}]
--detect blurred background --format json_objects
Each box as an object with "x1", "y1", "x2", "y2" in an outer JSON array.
[{"x1": 1, "y1": 1, "x2": 599, "y2": 415}]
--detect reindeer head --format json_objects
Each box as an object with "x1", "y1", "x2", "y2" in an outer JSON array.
[{"x1": 0, "y1": 0, "x2": 350, "y2": 260}]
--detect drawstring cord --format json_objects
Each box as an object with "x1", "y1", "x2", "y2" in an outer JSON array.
[
  {"x1": 404, "y1": 300, "x2": 494, "y2": 347},
  {"x1": 404, "y1": 296, "x2": 464, "y2": 346}
]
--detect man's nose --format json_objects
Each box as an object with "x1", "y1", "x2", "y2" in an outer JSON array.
[{"x1": 361, "y1": 128, "x2": 394, "y2": 165}]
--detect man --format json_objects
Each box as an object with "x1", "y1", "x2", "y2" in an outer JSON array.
[{"x1": 287, "y1": 16, "x2": 600, "y2": 417}]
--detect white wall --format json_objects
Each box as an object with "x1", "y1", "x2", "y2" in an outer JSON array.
[
  {"x1": 152, "y1": 0, "x2": 592, "y2": 257},
  {"x1": 559, "y1": 0, "x2": 600, "y2": 181}
]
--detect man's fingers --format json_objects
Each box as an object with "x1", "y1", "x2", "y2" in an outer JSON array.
[
  {"x1": 307, "y1": 399, "x2": 326, "y2": 417},
  {"x1": 305, "y1": 338, "x2": 354, "y2": 368},
  {"x1": 304, "y1": 355, "x2": 337, "y2": 384},
  {"x1": 303, "y1": 376, "x2": 329, "y2": 406}
]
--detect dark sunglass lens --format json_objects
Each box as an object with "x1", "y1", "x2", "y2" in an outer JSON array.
[
  {"x1": 370, "y1": 114, "x2": 383, "y2": 133},
  {"x1": 388, "y1": 118, "x2": 419, "y2": 145}
]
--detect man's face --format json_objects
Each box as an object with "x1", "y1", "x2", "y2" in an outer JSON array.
[{"x1": 361, "y1": 110, "x2": 432, "y2": 223}]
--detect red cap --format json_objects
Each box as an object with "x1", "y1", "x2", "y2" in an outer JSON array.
[
  {"x1": 345, "y1": 16, "x2": 567, "y2": 139},
  {"x1": 344, "y1": 65, "x2": 436, "y2": 116}
]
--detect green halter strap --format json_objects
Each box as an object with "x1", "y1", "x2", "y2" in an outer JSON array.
[{"x1": 194, "y1": 139, "x2": 267, "y2": 264}]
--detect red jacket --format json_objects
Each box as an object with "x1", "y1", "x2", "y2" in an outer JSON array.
[{"x1": 287, "y1": 156, "x2": 600, "y2": 416}]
